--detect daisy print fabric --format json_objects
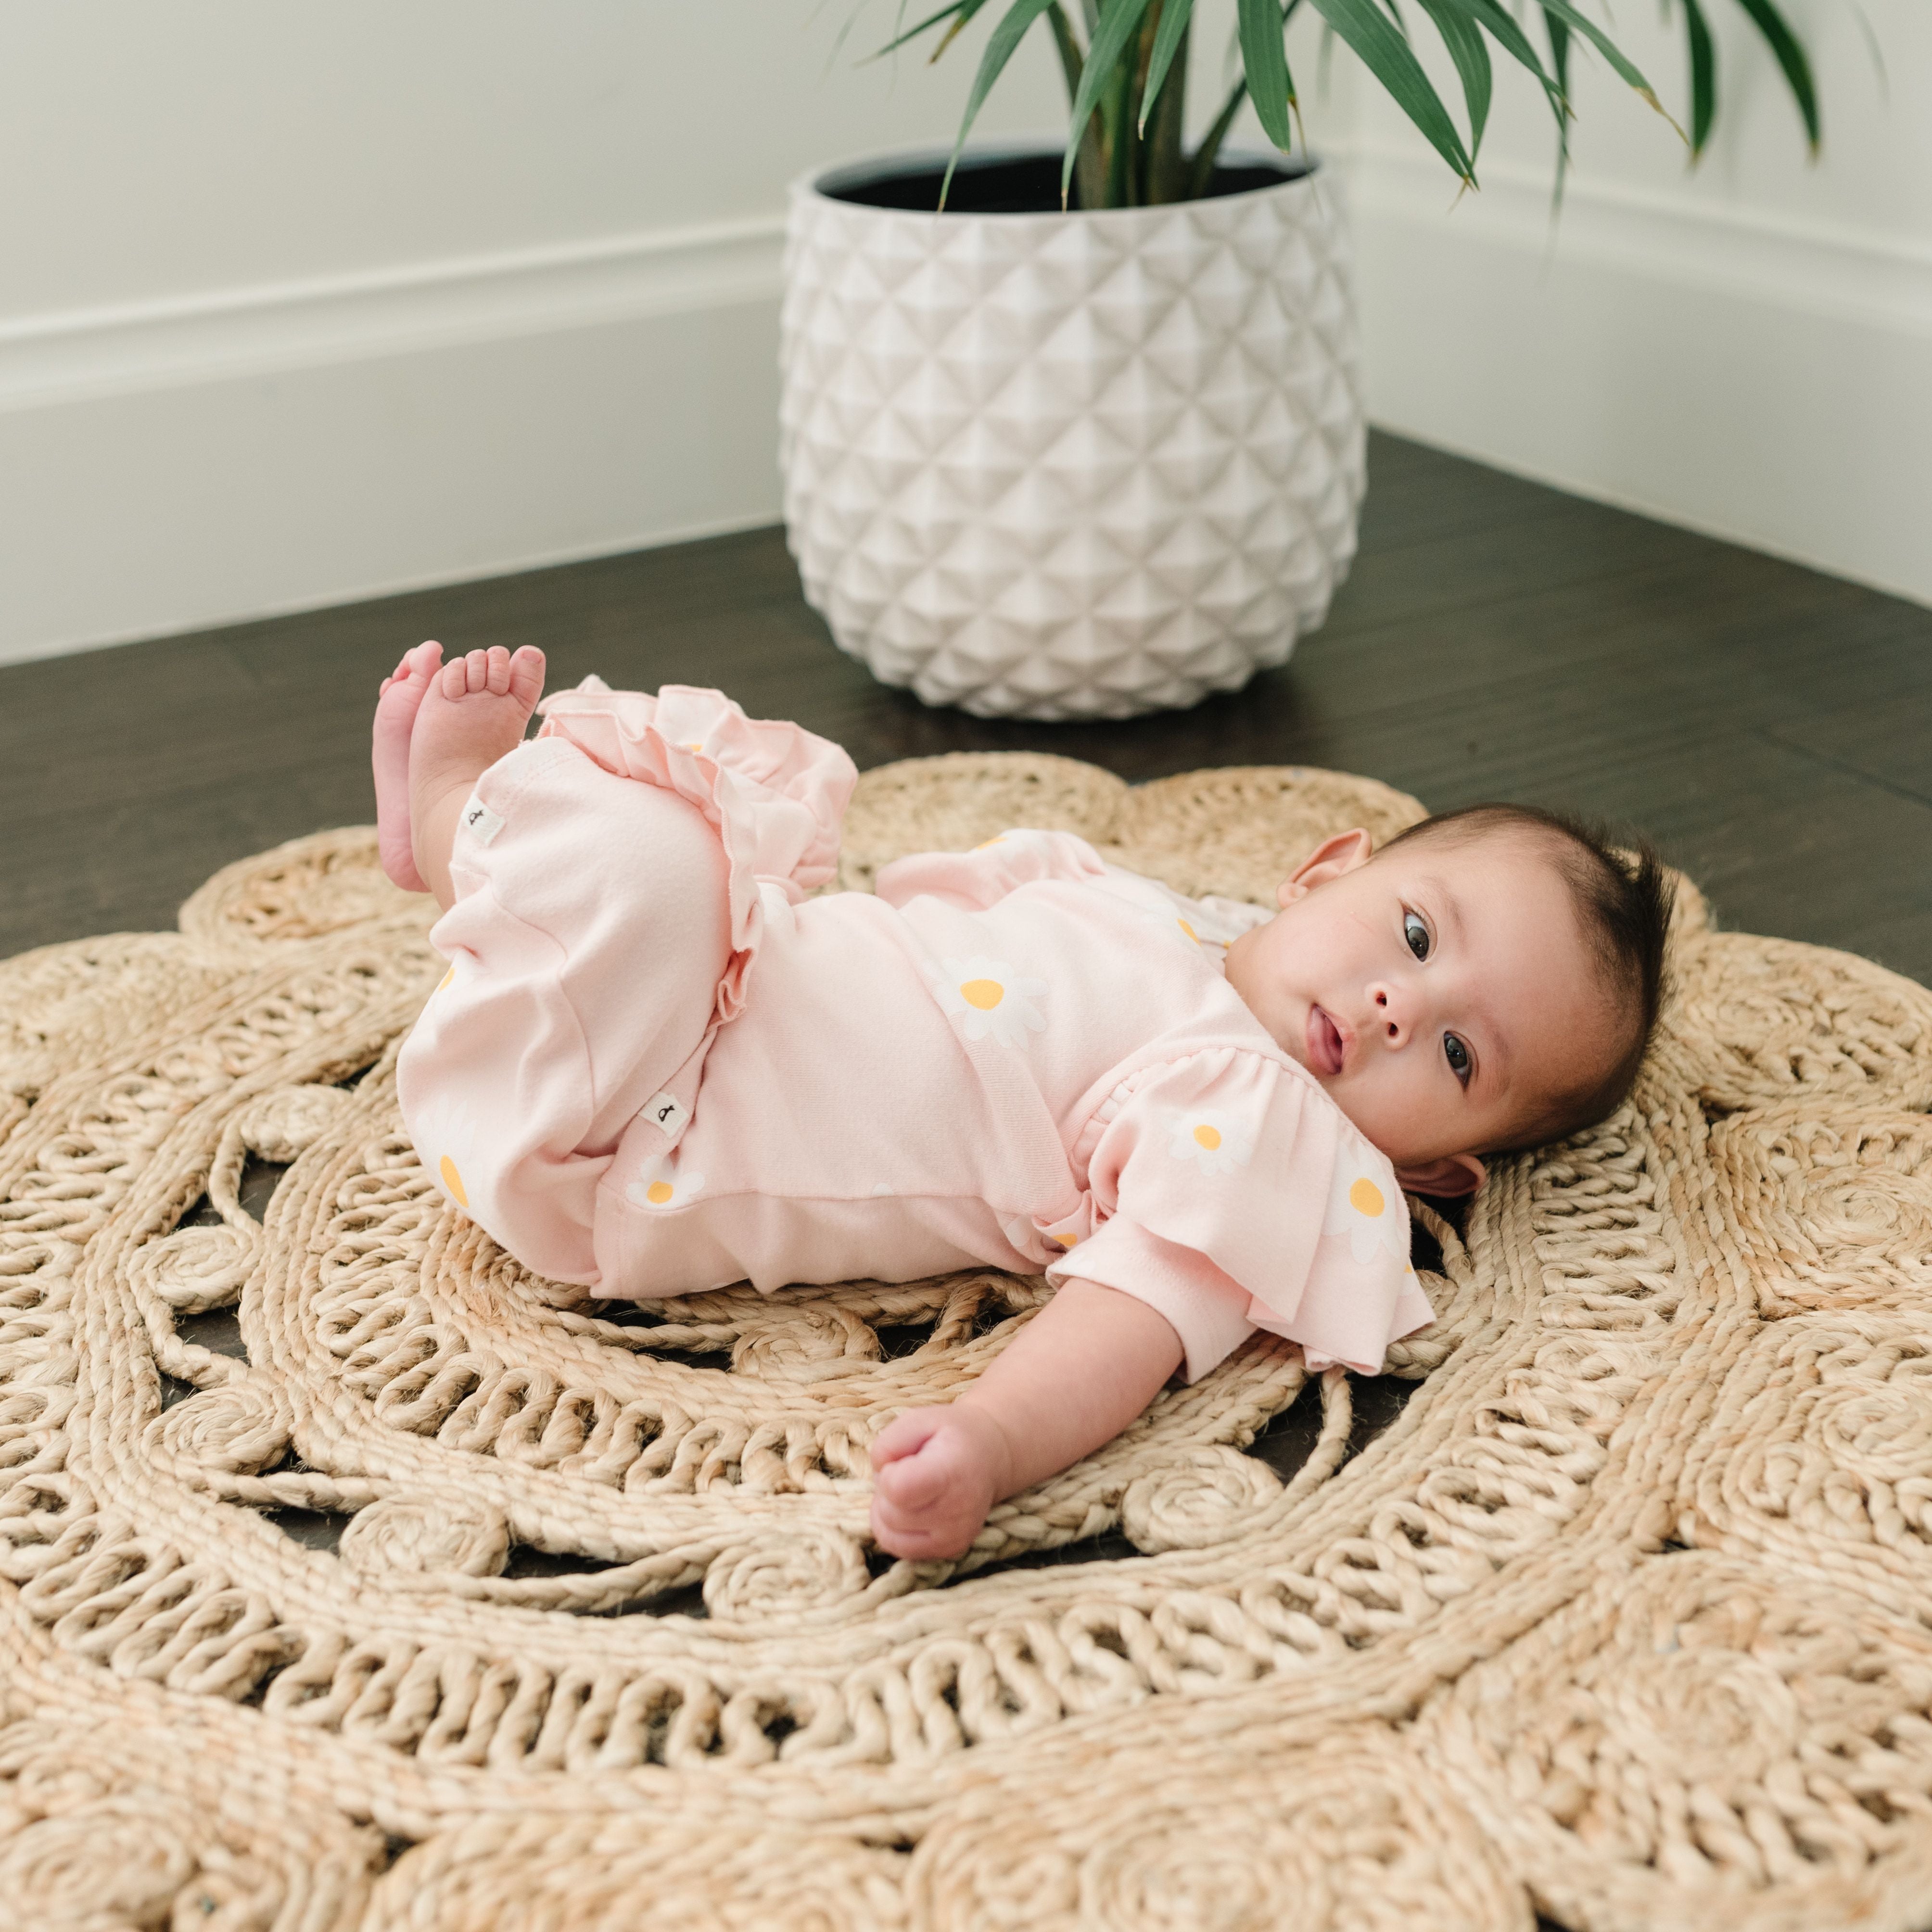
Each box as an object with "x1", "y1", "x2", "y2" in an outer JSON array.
[
  {"x1": 1323, "y1": 1158, "x2": 1409, "y2": 1265},
  {"x1": 927, "y1": 955, "x2": 1048, "y2": 1050},
  {"x1": 1167, "y1": 1107, "x2": 1254, "y2": 1176},
  {"x1": 627, "y1": 1155, "x2": 706, "y2": 1212}
]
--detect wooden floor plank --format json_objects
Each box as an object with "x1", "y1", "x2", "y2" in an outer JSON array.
[{"x1": 2, "y1": 431, "x2": 1927, "y2": 986}]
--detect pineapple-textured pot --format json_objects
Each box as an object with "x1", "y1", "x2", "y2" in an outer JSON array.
[{"x1": 778, "y1": 144, "x2": 1366, "y2": 721}]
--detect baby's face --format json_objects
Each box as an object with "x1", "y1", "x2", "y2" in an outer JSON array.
[{"x1": 1223, "y1": 827, "x2": 1620, "y2": 1187}]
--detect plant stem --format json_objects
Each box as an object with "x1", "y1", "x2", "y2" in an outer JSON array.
[
  {"x1": 1049, "y1": 1, "x2": 1111, "y2": 207},
  {"x1": 1106, "y1": 25, "x2": 1139, "y2": 205},
  {"x1": 1188, "y1": 73, "x2": 1251, "y2": 194},
  {"x1": 1141, "y1": 0, "x2": 1189, "y2": 200},
  {"x1": 1125, "y1": 2, "x2": 1161, "y2": 202}
]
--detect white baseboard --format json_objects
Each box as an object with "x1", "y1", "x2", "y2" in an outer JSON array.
[
  {"x1": 0, "y1": 219, "x2": 787, "y2": 666},
  {"x1": 1337, "y1": 141, "x2": 1932, "y2": 609}
]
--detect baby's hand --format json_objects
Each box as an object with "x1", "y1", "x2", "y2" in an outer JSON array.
[{"x1": 868, "y1": 1403, "x2": 1014, "y2": 1561}]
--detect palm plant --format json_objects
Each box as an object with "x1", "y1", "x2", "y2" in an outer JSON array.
[{"x1": 869, "y1": 0, "x2": 1820, "y2": 207}]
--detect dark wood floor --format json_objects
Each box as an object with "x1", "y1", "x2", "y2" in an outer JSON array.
[{"x1": 4, "y1": 431, "x2": 1928, "y2": 981}]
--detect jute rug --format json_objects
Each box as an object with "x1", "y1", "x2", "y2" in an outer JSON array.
[{"x1": 4, "y1": 751, "x2": 1932, "y2": 1932}]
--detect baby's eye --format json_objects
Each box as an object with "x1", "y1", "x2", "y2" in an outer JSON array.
[
  {"x1": 1403, "y1": 912, "x2": 1430, "y2": 961},
  {"x1": 1444, "y1": 1033, "x2": 1472, "y2": 1084}
]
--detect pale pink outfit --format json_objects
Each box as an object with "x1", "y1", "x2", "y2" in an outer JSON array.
[{"x1": 396, "y1": 683, "x2": 1432, "y2": 1381}]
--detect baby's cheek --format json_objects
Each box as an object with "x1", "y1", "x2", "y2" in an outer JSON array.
[{"x1": 1339, "y1": 1064, "x2": 1434, "y2": 1164}]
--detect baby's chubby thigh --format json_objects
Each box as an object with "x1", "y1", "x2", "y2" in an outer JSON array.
[
  {"x1": 512, "y1": 745, "x2": 734, "y2": 1151},
  {"x1": 398, "y1": 737, "x2": 734, "y2": 1283}
]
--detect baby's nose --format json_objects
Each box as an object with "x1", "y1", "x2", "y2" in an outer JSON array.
[{"x1": 1371, "y1": 984, "x2": 1410, "y2": 1044}]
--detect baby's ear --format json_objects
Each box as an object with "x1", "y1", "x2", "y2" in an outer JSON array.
[
  {"x1": 1277, "y1": 827, "x2": 1374, "y2": 906},
  {"x1": 1393, "y1": 1152, "x2": 1485, "y2": 1199}
]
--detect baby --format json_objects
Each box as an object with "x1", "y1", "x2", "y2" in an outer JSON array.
[{"x1": 371, "y1": 642, "x2": 1670, "y2": 1561}]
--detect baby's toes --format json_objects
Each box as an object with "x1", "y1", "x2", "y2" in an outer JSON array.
[{"x1": 507, "y1": 646, "x2": 547, "y2": 709}]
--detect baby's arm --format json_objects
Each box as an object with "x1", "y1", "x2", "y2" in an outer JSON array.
[{"x1": 868, "y1": 1281, "x2": 1183, "y2": 1560}]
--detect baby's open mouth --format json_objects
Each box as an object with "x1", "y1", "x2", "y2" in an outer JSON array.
[{"x1": 1306, "y1": 1004, "x2": 1346, "y2": 1076}]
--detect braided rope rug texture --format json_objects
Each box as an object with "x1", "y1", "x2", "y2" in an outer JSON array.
[{"x1": 3, "y1": 751, "x2": 1932, "y2": 1932}]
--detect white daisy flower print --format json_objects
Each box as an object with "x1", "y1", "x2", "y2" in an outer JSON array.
[
  {"x1": 1323, "y1": 1160, "x2": 1408, "y2": 1265},
  {"x1": 628, "y1": 1157, "x2": 706, "y2": 1211},
  {"x1": 928, "y1": 955, "x2": 1048, "y2": 1050},
  {"x1": 1034, "y1": 1201, "x2": 1092, "y2": 1252},
  {"x1": 1162, "y1": 910, "x2": 1228, "y2": 956},
  {"x1": 1168, "y1": 1108, "x2": 1255, "y2": 1176}
]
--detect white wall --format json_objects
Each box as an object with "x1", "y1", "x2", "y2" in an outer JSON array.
[
  {"x1": 1313, "y1": 0, "x2": 1932, "y2": 605},
  {"x1": 0, "y1": 0, "x2": 1067, "y2": 663},
  {"x1": 0, "y1": 1, "x2": 1924, "y2": 665}
]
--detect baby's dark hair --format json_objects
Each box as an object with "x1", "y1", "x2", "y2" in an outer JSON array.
[{"x1": 1376, "y1": 802, "x2": 1674, "y2": 1148}]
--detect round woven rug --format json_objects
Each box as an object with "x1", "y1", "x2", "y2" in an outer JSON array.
[{"x1": 3, "y1": 751, "x2": 1932, "y2": 1932}]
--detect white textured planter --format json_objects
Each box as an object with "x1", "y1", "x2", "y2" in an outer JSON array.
[{"x1": 779, "y1": 144, "x2": 1366, "y2": 721}]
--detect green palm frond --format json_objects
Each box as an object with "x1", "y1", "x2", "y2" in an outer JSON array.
[
  {"x1": 1413, "y1": 0, "x2": 1492, "y2": 163},
  {"x1": 1677, "y1": 0, "x2": 1717, "y2": 153},
  {"x1": 852, "y1": 0, "x2": 1823, "y2": 208},
  {"x1": 1234, "y1": 0, "x2": 1298, "y2": 152},
  {"x1": 1309, "y1": 0, "x2": 1474, "y2": 180},
  {"x1": 1139, "y1": 0, "x2": 1196, "y2": 132},
  {"x1": 938, "y1": 0, "x2": 1061, "y2": 207},
  {"x1": 1729, "y1": 0, "x2": 1820, "y2": 151}
]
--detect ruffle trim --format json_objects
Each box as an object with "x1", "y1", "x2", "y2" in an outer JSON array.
[
  {"x1": 1054, "y1": 1047, "x2": 1436, "y2": 1377},
  {"x1": 536, "y1": 680, "x2": 857, "y2": 1021},
  {"x1": 1248, "y1": 1260, "x2": 1437, "y2": 1374}
]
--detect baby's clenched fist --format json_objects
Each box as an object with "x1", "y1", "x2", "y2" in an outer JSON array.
[{"x1": 868, "y1": 1403, "x2": 1015, "y2": 1561}]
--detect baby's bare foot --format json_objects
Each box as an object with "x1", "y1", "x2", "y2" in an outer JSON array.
[
  {"x1": 372, "y1": 641, "x2": 443, "y2": 891},
  {"x1": 869, "y1": 1404, "x2": 1013, "y2": 1561},
  {"x1": 408, "y1": 645, "x2": 547, "y2": 909}
]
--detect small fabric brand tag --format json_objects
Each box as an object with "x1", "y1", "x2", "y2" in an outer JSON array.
[
  {"x1": 643, "y1": 1091, "x2": 688, "y2": 1139},
  {"x1": 460, "y1": 797, "x2": 505, "y2": 847}
]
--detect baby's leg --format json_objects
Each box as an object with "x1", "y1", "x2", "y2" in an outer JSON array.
[
  {"x1": 869, "y1": 1281, "x2": 1182, "y2": 1561},
  {"x1": 409, "y1": 646, "x2": 547, "y2": 911},
  {"x1": 372, "y1": 640, "x2": 444, "y2": 892}
]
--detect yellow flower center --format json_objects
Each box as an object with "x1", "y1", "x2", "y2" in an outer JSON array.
[
  {"x1": 646, "y1": 1180, "x2": 674, "y2": 1206},
  {"x1": 1193, "y1": 1124, "x2": 1222, "y2": 1151},
  {"x1": 960, "y1": 979, "x2": 1004, "y2": 1010},
  {"x1": 1349, "y1": 1178, "x2": 1385, "y2": 1217},
  {"x1": 439, "y1": 1156, "x2": 468, "y2": 1207}
]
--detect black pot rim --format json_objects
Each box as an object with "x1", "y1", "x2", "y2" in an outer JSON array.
[{"x1": 803, "y1": 140, "x2": 1320, "y2": 218}]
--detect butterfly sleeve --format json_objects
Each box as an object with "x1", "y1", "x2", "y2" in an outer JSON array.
[{"x1": 1048, "y1": 1049, "x2": 1434, "y2": 1381}]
